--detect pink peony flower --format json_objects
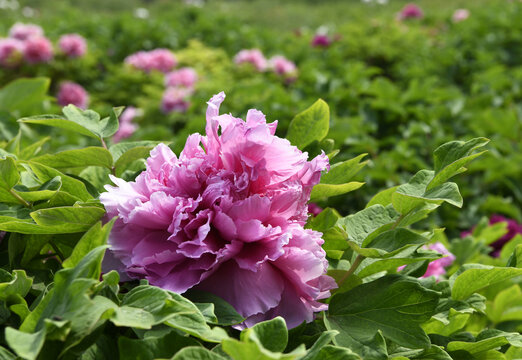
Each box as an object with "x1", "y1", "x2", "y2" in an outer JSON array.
[
  {"x1": 165, "y1": 67, "x2": 198, "y2": 89},
  {"x1": 22, "y1": 36, "x2": 53, "y2": 64},
  {"x1": 112, "y1": 107, "x2": 142, "y2": 143},
  {"x1": 311, "y1": 34, "x2": 332, "y2": 48},
  {"x1": 100, "y1": 92, "x2": 336, "y2": 328},
  {"x1": 125, "y1": 48, "x2": 177, "y2": 73},
  {"x1": 234, "y1": 49, "x2": 267, "y2": 71},
  {"x1": 461, "y1": 214, "x2": 522, "y2": 257},
  {"x1": 58, "y1": 33, "x2": 87, "y2": 58},
  {"x1": 452, "y1": 9, "x2": 470, "y2": 23},
  {"x1": 398, "y1": 3, "x2": 424, "y2": 20},
  {"x1": 8, "y1": 22, "x2": 43, "y2": 41},
  {"x1": 269, "y1": 55, "x2": 297, "y2": 77},
  {"x1": 57, "y1": 82, "x2": 89, "y2": 109},
  {"x1": 0, "y1": 38, "x2": 24, "y2": 67},
  {"x1": 161, "y1": 87, "x2": 191, "y2": 114},
  {"x1": 422, "y1": 243, "x2": 455, "y2": 278}
]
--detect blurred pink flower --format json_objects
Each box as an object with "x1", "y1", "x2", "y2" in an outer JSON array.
[
  {"x1": 58, "y1": 33, "x2": 87, "y2": 58},
  {"x1": 0, "y1": 38, "x2": 24, "y2": 67},
  {"x1": 100, "y1": 92, "x2": 335, "y2": 328},
  {"x1": 462, "y1": 215, "x2": 522, "y2": 257},
  {"x1": 125, "y1": 48, "x2": 177, "y2": 73},
  {"x1": 113, "y1": 107, "x2": 142, "y2": 143},
  {"x1": 452, "y1": 9, "x2": 470, "y2": 23},
  {"x1": 22, "y1": 36, "x2": 53, "y2": 64},
  {"x1": 269, "y1": 55, "x2": 297, "y2": 77},
  {"x1": 398, "y1": 3, "x2": 424, "y2": 20},
  {"x1": 234, "y1": 49, "x2": 267, "y2": 71},
  {"x1": 8, "y1": 22, "x2": 43, "y2": 41},
  {"x1": 57, "y1": 82, "x2": 89, "y2": 109},
  {"x1": 311, "y1": 34, "x2": 331, "y2": 48},
  {"x1": 161, "y1": 87, "x2": 191, "y2": 114},
  {"x1": 165, "y1": 67, "x2": 198, "y2": 89}
]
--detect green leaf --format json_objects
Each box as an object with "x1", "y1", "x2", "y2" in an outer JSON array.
[
  {"x1": 311, "y1": 346, "x2": 361, "y2": 360},
  {"x1": 18, "y1": 114, "x2": 99, "y2": 139},
  {"x1": 32, "y1": 147, "x2": 114, "y2": 169},
  {"x1": 14, "y1": 176, "x2": 62, "y2": 202},
  {"x1": 18, "y1": 136, "x2": 50, "y2": 160},
  {"x1": 119, "y1": 331, "x2": 200, "y2": 360},
  {"x1": 337, "y1": 204, "x2": 399, "y2": 248},
  {"x1": 4, "y1": 328, "x2": 46, "y2": 360},
  {"x1": 26, "y1": 162, "x2": 92, "y2": 201},
  {"x1": 98, "y1": 107, "x2": 123, "y2": 138},
  {"x1": 429, "y1": 138, "x2": 489, "y2": 189},
  {"x1": 171, "y1": 347, "x2": 227, "y2": 360},
  {"x1": 0, "y1": 156, "x2": 19, "y2": 190},
  {"x1": 286, "y1": 99, "x2": 329, "y2": 149},
  {"x1": 63, "y1": 219, "x2": 116, "y2": 268},
  {"x1": 299, "y1": 330, "x2": 339, "y2": 360},
  {"x1": 323, "y1": 329, "x2": 387, "y2": 360},
  {"x1": 186, "y1": 290, "x2": 244, "y2": 325},
  {"x1": 320, "y1": 154, "x2": 368, "y2": 185},
  {"x1": 114, "y1": 146, "x2": 153, "y2": 176},
  {"x1": 62, "y1": 105, "x2": 103, "y2": 137},
  {"x1": 447, "y1": 330, "x2": 522, "y2": 355},
  {"x1": 357, "y1": 249, "x2": 441, "y2": 278},
  {"x1": 0, "y1": 346, "x2": 16, "y2": 360},
  {"x1": 310, "y1": 182, "x2": 364, "y2": 201},
  {"x1": 108, "y1": 141, "x2": 162, "y2": 162},
  {"x1": 392, "y1": 170, "x2": 463, "y2": 214},
  {"x1": 243, "y1": 317, "x2": 288, "y2": 353},
  {"x1": 0, "y1": 78, "x2": 50, "y2": 113},
  {"x1": 30, "y1": 206, "x2": 105, "y2": 233},
  {"x1": 366, "y1": 186, "x2": 399, "y2": 208},
  {"x1": 507, "y1": 244, "x2": 522, "y2": 268},
  {"x1": 487, "y1": 285, "x2": 522, "y2": 324},
  {"x1": 326, "y1": 275, "x2": 439, "y2": 349},
  {"x1": 451, "y1": 266, "x2": 522, "y2": 300},
  {"x1": 348, "y1": 228, "x2": 430, "y2": 258}
]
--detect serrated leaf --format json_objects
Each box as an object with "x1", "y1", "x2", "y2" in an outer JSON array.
[
  {"x1": 326, "y1": 275, "x2": 439, "y2": 349},
  {"x1": 286, "y1": 99, "x2": 329, "y2": 149}
]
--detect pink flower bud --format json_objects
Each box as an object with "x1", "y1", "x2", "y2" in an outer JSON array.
[
  {"x1": 58, "y1": 33, "x2": 87, "y2": 58},
  {"x1": 57, "y1": 82, "x2": 89, "y2": 109},
  {"x1": 234, "y1": 49, "x2": 267, "y2": 71},
  {"x1": 9, "y1": 22, "x2": 43, "y2": 41},
  {"x1": 22, "y1": 36, "x2": 53, "y2": 64},
  {"x1": 0, "y1": 38, "x2": 24, "y2": 67}
]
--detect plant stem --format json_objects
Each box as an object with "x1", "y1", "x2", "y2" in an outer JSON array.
[
  {"x1": 9, "y1": 189, "x2": 31, "y2": 207},
  {"x1": 49, "y1": 240, "x2": 65, "y2": 262},
  {"x1": 339, "y1": 254, "x2": 365, "y2": 286}
]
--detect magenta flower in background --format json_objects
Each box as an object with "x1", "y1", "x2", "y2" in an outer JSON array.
[
  {"x1": 311, "y1": 34, "x2": 332, "y2": 48},
  {"x1": 125, "y1": 49, "x2": 177, "y2": 73},
  {"x1": 100, "y1": 92, "x2": 336, "y2": 328},
  {"x1": 234, "y1": 49, "x2": 267, "y2": 71},
  {"x1": 57, "y1": 82, "x2": 89, "y2": 109},
  {"x1": 161, "y1": 87, "x2": 191, "y2": 114},
  {"x1": 165, "y1": 67, "x2": 198, "y2": 89},
  {"x1": 0, "y1": 38, "x2": 24, "y2": 67},
  {"x1": 8, "y1": 22, "x2": 43, "y2": 41},
  {"x1": 461, "y1": 214, "x2": 522, "y2": 257},
  {"x1": 58, "y1": 33, "x2": 87, "y2": 58},
  {"x1": 452, "y1": 9, "x2": 470, "y2": 23},
  {"x1": 422, "y1": 243, "x2": 455, "y2": 279},
  {"x1": 398, "y1": 3, "x2": 424, "y2": 20},
  {"x1": 22, "y1": 36, "x2": 53, "y2": 64},
  {"x1": 113, "y1": 107, "x2": 142, "y2": 143},
  {"x1": 269, "y1": 55, "x2": 297, "y2": 77},
  {"x1": 308, "y1": 203, "x2": 323, "y2": 217}
]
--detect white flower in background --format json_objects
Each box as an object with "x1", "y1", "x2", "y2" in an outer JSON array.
[{"x1": 134, "y1": 8, "x2": 149, "y2": 19}]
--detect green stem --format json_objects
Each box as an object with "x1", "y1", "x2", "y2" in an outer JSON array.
[
  {"x1": 339, "y1": 254, "x2": 365, "y2": 286},
  {"x1": 49, "y1": 240, "x2": 65, "y2": 262},
  {"x1": 9, "y1": 189, "x2": 31, "y2": 207}
]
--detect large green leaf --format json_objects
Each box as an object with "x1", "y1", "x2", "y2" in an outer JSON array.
[
  {"x1": 32, "y1": 147, "x2": 114, "y2": 169},
  {"x1": 286, "y1": 99, "x2": 329, "y2": 149},
  {"x1": 118, "y1": 331, "x2": 200, "y2": 360},
  {"x1": 171, "y1": 347, "x2": 227, "y2": 360},
  {"x1": 0, "y1": 156, "x2": 19, "y2": 191},
  {"x1": 30, "y1": 206, "x2": 105, "y2": 233},
  {"x1": 4, "y1": 328, "x2": 46, "y2": 360},
  {"x1": 326, "y1": 275, "x2": 439, "y2": 349},
  {"x1": 451, "y1": 265, "x2": 522, "y2": 300},
  {"x1": 243, "y1": 317, "x2": 288, "y2": 353},
  {"x1": 0, "y1": 78, "x2": 50, "y2": 113},
  {"x1": 310, "y1": 182, "x2": 364, "y2": 201}
]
